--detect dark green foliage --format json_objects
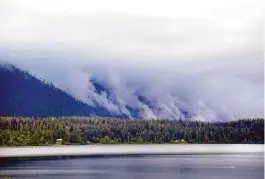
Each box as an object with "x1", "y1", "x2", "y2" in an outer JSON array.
[
  {"x1": 0, "y1": 64, "x2": 114, "y2": 118},
  {"x1": 0, "y1": 117, "x2": 263, "y2": 146}
]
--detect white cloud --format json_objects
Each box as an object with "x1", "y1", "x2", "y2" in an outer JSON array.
[{"x1": 0, "y1": 0, "x2": 263, "y2": 120}]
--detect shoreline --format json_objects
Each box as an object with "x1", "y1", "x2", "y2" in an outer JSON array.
[{"x1": 1, "y1": 144, "x2": 263, "y2": 158}]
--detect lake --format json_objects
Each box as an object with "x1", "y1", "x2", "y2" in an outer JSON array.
[
  {"x1": 0, "y1": 145, "x2": 264, "y2": 179},
  {"x1": 0, "y1": 154, "x2": 264, "y2": 179}
]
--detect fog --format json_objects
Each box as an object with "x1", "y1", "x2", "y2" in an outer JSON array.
[{"x1": 0, "y1": 0, "x2": 263, "y2": 120}]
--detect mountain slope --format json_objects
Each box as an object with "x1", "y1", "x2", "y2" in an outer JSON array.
[
  {"x1": 0, "y1": 63, "x2": 115, "y2": 117},
  {"x1": 0, "y1": 63, "x2": 198, "y2": 119},
  {"x1": 90, "y1": 78, "x2": 197, "y2": 120}
]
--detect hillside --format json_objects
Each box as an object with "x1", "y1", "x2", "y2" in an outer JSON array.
[
  {"x1": 0, "y1": 63, "x2": 195, "y2": 119},
  {"x1": 0, "y1": 63, "x2": 114, "y2": 117}
]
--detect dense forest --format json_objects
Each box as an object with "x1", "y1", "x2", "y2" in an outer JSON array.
[
  {"x1": 0, "y1": 63, "x2": 116, "y2": 118},
  {"x1": 0, "y1": 117, "x2": 263, "y2": 146}
]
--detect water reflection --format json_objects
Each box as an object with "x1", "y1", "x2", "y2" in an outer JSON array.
[{"x1": 0, "y1": 154, "x2": 264, "y2": 179}]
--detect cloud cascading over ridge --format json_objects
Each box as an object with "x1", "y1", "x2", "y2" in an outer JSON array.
[{"x1": 0, "y1": 0, "x2": 263, "y2": 120}]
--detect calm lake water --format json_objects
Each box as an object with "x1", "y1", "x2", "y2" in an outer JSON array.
[{"x1": 0, "y1": 153, "x2": 264, "y2": 179}]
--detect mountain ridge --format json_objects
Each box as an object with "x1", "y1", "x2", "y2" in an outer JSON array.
[
  {"x1": 0, "y1": 63, "x2": 120, "y2": 118},
  {"x1": 0, "y1": 63, "x2": 221, "y2": 120}
]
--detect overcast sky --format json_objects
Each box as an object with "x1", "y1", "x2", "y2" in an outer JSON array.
[{"x1": 0, "y1": 0, "x2": 263, "y2": 120}]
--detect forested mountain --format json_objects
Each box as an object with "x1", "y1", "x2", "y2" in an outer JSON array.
[
  {"x1": 0, "y1": 63, "x2": 115, "y2": 117},
  {"x1": 0, "y1": 117, "x2": 263, "y2": 146},
  {"x1": 1, "y1": 63, "x2": 264, "y2": 146},
  {"x1": 0, "y1": 63, "x2": 194, "y2": 119},
  {"x1": 0, "y1": 63, "x2": 263, "y2": 121}
]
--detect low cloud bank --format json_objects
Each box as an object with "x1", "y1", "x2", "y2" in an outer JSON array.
[{"x1": 0, "y1": 0, "x2": 263, "y2": 120}]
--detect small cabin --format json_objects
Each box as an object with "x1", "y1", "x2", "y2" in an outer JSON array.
[
  {"x1": 180, "y1": 139, "x2": 187, "y2": 144},
  {"x1": 174, "y1": 140, "x2": 180, "y2": 144},
  {"x1": 55, "y1": 138, "x2": 63, "y2": 145}
]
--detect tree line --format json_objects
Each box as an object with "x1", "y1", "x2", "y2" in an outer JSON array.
[{"x1": 0, "y1": 117, "x2": 263, "y2": 146}]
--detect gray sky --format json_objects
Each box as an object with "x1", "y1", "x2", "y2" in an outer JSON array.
[{"x1": 0, "y1": 0, "x2": 263, "y2": 120}]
